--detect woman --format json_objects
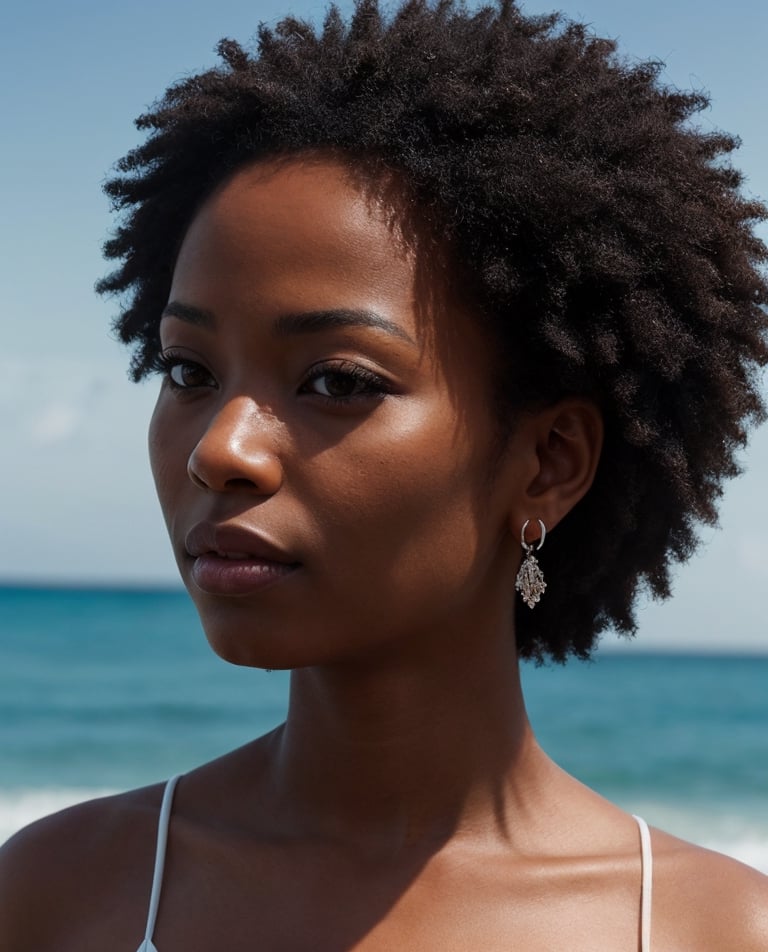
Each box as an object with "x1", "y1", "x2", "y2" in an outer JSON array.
[{"x1": 1, "y1": 1, "x2": 767, "y2": 948}]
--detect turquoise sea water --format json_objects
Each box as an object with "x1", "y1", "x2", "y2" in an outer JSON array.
[{"x1": 1, "y1": 585, "x2": 766, "y2": 870}]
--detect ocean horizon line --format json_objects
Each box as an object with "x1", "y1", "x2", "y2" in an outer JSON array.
[{"x1": 0, "y1": 578, "x2": 185, "y2": 594}]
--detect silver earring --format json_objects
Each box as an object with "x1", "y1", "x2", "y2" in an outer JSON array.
[{"x1": 515, "y1": 519, "x2": 547, "y2": 609}]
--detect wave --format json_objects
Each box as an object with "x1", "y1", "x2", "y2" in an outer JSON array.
[
  {"x1": 614, "y1": 797, "x2": 768, "y2": 873},
  {"x1": 2, "y1": 789, "x2": 767, "y2": 874},
  {"x1": 0, "y1": 788, "x2": 118, "y2": 847},
  {"x1": 702, "y1": 836, "x2": 768, "y2": 873}
]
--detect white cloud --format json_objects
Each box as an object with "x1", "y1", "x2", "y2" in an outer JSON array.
[{"x1": 29, "y1": 403, "x2": 83, "y2": 445}]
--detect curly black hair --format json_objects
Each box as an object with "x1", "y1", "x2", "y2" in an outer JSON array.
[{"x1": 98, "y1": 0, "x2": 768, "y2": 662}]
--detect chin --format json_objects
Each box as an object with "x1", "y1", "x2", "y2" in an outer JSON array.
[{"x1": 199, "y1": 615, "x2": 326, "y2": 671}]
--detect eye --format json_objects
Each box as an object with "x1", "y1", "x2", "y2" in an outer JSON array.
[
  {"x1": 300, "y1": 361, "x2": 390, "y2": 403},
  {"x1": 309, "y1": 371, "x2": 369, "y2": 398},
  {"x1": 151, "y1": 351, "x2": 216, "y2": 390},
  {"x1": 168, "y1": 361, "x2": 215, "y2": 389}
]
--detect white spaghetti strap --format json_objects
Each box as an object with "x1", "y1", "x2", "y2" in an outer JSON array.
[
  {"x1": 632, "y1": 815, "x2": 653, "y2": 952},
  {"x1": 136, "y1": 775, "x2": 182, "y2": 952}
]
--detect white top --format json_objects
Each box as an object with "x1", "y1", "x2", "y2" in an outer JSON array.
[
  {"x1": 135, "y1": 773, "x2": 181, "y2": 952},
  {"x1": 633, "y1": 813, "x2": 654, "y2": 952},
  {"x1": 136, "y1": 776, "x2": 653, "y2": 951}
]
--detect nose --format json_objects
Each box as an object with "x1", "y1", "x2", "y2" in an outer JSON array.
[{"x1": 187, "y1": 396, "x2": 283, "y2": 495}]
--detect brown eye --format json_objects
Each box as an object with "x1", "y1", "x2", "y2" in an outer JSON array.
[
  {"x1": 168, "y1": 361, "x2": 215, "y2": 389},
  {"x1": 311, "y1": 371, "x2": 363, "y2": 398},
  {"x1": 301, "y1": 363, "x2": 389, "y2": 403}
]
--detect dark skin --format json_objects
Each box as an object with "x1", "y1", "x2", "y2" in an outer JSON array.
[{"x1": 1, "y1": 158, "x2": 767, "y2": 951}]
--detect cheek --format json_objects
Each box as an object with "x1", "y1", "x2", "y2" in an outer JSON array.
[
  {"x1": 148, "y1": 395, "x2": 189, "y2": 526},
  {"x1": 309, "y1": 414, "x2": 504, "y2": 602}
]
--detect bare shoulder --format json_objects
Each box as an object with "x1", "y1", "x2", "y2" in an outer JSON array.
[
  {"x1": 0, "y1": 783, "x2": 165, "y2": 951},
  {"x1": 651, "y1": 827, "x2": 768, "y2": 951}
]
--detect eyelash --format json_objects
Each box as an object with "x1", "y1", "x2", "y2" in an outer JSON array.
[
  {"x1": 150, "y1": 351, "x2": 216, "y2": 391},
  {"x1": 299, "y1": 360, "x2": 391, "y2": 404},
  {"x1": 150, "y1": 352, "x2": 391, "y2": 405}
]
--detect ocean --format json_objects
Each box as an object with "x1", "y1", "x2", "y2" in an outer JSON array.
[{"x1": 1, "y1": 585, "x2": 766, "y2": 872}]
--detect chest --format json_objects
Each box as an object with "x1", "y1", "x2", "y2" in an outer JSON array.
[{"x1": 140, "y1": 840, "x2": 644, "y2": 952}]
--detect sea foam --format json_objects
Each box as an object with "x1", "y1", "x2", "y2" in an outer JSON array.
[{"x1": 0, "y1": 788, "x2": 117, "y2": 847}]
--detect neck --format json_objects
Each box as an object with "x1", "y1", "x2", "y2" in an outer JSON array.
[{"x1": 265, "y1": 622, "x2": 552, "y2": 854}]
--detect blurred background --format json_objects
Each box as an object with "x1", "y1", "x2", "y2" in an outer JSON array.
[{"x1": 1, "y1": 0, "x2": 766, "y2": 867}]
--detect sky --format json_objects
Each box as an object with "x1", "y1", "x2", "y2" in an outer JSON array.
[{"x1": 2, "y1": 0, "x2": 767, "y2": 651}]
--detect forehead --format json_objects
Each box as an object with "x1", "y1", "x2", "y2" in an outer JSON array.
[{"x1": 172, "y1": 158, "x2": 419, "y2": 313}]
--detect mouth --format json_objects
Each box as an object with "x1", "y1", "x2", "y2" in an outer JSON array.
[{"x1": 185, "y1": 522, "x2": 301, "y2": 596}]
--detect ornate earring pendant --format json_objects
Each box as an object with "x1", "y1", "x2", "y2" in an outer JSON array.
[{"x1": 515, "y1": 519, "x2": 547, "y2": 609}]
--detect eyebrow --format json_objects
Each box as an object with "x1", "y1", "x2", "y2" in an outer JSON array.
[
  {"x1": 274, "y1": 309, "x2": 414, "y2": 345},
  {"x1": 162, "y1": 301, "x2": 414, "y2": 345},
  {"x1": 161, "y1": 301, "x2": 215, "y2": 327}
]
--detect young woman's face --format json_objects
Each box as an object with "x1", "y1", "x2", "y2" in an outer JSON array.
[{"x1": 149, "y1": 158, "x2": 528, "y2": 668}]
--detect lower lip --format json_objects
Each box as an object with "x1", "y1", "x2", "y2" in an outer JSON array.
[{"x1": 190, "y1": 554, "x2": 299, "y2": 596}]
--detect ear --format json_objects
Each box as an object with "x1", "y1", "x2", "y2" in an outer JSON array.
[{"x1": 507, "y1": 399, "x2": 603, "y2": 539}]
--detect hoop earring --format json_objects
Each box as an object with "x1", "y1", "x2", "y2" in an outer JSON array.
[{"x1": 515, "y1": 519, "x2": 547, "y2": 609}]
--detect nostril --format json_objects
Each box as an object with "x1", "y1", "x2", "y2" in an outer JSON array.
[{"x1": 223, "y1": 477, "x2": 261, "y2": 491}]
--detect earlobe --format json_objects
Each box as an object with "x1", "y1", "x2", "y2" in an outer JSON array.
[{"x1": 514, "y1": 399, "x2": 603, "y2": 535}]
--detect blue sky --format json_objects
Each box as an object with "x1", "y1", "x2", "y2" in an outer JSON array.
[{"x1": 2, "y1": 0, "x2": 767, "y2": 651}]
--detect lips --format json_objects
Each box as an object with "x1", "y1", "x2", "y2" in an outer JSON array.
[{"x1": 185, "y1": 522, "x2": 300, "y2": 596}]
